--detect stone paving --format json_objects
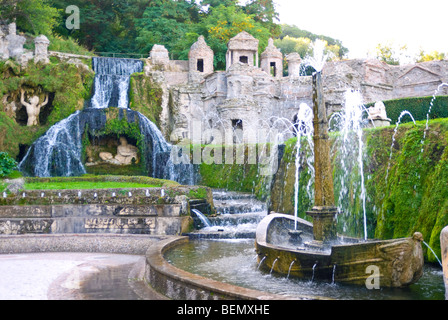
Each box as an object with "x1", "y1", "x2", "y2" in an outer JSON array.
[{"x1": 0, "y1": 252, "x2": 166, "y2": 300}]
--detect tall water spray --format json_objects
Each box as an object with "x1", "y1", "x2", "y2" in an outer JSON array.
[
  {"x1": 293, "y1": 103, "x2": 314, "y2": 230},
  {"x1": 333, "y1": 90, "x2": 369, "y2": 240}
]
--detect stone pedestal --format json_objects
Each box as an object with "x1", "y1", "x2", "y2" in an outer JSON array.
[
  {"x1": 306, "y1": 206, "x2": 338, "y2": 243},
  {"x1": 0, "y1": 30, "x2": 9, "y2": 60},
  {"x1": 441, "y1": 226, "x2": 448, "y2": 300},
  {"x1": 150, "y1": 44, "x2": 170, "y2": 66},
  {"x1": 6, "y1": 23, "x2": 26, "y2": 60},
  {"x1": 286, "y1": 52, "x2": 302, "y2": 77}
]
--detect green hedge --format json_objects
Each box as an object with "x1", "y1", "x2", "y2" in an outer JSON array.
[{"x1": 367, "y1": 96, "x2": 448, "y2": 124}]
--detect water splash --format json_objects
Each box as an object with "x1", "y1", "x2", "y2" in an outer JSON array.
[
  {"x1": 191, "y1": 209, "x2": 212, "y2": 228},
  {"x1": 257, "y1": 256, "x2": 267, "y2": 270},
  {"x1": 287, "y1": 260, "x2": 296, "y2": 279},
  {"x1": 303, "y1": 39, "x2": 330, "y2": 73},
  {"x1": 18, "y1": 111, "x2": 86, "y2": 177},
  {"x1": 270, "y1": 258, "x2": 279, "y2": 274},
  {"x1": 422, "y1": 241, "x2": 443, "y2": 268},
  {"x1": 421, "y1": 83, "x2": 448, "y2": 152},
  {"x1": 293, "y1": 103, "x2": 314, "y2": 230},
  {"x1": 311, "y1": 263, "x2": 317, "y2": 282},
  {"x1": 331, "y1": 264, "x2": 337, "y2": 285},
  {"x1": 385, "y1": 111, "x2": 416, "y2": 182}
]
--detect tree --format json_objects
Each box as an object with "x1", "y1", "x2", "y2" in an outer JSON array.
[
  {"x1": 374, "y1": 42, "x2": 412, "y2": 65},
  {"x1": 194, "y1": 4, "x2": 272, "y2": 70},
  {"x1": 279, "y1": 24, "x2": 348, "y2": 58},
  {"x1": 0, "y1": 0, "x2": 60, "y2": 35},
  {"x1": 242, "y1": 0, "x2": 281, "y2": 37},
  {"x1": 135, "y1": 0, "x2": 200, "y2": 57},
  {"x1": 417, "y1": 49, "x2": 446, "y2": 62},
  {"x1": 50, "y1": 0, "x2": 149, "y2": 53}
]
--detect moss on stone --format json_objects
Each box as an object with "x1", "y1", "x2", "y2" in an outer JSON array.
[
  {"x1": 0, "y1": 59, "x2": 94, "y2": 159},
  {"x1": 269, "y1": 118, "x2": 448, "y2": 263}
]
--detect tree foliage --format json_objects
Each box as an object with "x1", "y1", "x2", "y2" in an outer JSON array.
[
  {"x1": 2, "y1": 0, "x2": 348, "y2": 69},
  {"x1": 0, "y1": 0, "x2": 60, "y2": 35},
  {"x1": 279, "y1": 24, "x2": 348, "y2": 58},
  {"x1": 0, "y1": 152, "x2": 17, "y2": 177}
]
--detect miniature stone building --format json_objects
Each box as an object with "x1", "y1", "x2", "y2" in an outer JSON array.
[
  {"x1": 260, "y1": 38, "x2": 283, "y2": 78},
  {"x1": 226, "y1": 31, "x2": 259, "y2": 70},
  {"x1": 188, "y1": 35, "x2": 214, "y2": 82},
  {"x1": 142, "y1": 31, "x2": 448, "y2": 147}
]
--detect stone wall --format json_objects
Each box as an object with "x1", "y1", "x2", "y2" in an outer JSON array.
[
  {"x1": 146, "y1": 52, "x2": 448, "y2": 146},
  {"x1": 143, "y1": 33, "x2": 448, "y2": 146},
  {"x1": 0, "y1": 186, "x2": 214, "y2": 235}
]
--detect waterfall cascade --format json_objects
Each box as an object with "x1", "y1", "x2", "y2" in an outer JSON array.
[{"x1": 19, "y1": 57, "x2": 196, "y2": 185}]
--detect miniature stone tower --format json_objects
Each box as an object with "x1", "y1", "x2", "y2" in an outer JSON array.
[
  {"x1": 260, "y1": 38, "x2": 283, "y2": 78},
  {"x1": 226, "y1": 31, "x2": 259, "y2": 71},
  {"x1": 188, "y1": 35, "x2": 214, "y2": 82},
  {"x1": 286, "y1": 52, "x2": 302, "y2": 77}
]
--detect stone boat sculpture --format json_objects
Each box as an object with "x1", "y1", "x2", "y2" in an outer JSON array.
[
  {"x1": 255, "y1": 72, "x2": 424, "y2": 287},
  {"x1": 255, "y1": 213, "x2": 424, "y2": 287}
]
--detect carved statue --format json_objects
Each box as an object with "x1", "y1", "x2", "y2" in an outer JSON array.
[
  {"x1": 114, "y1": 136, "x2": 139, "y2": 165},
  {"x1": 367, "y1": 101, "x2": 389, "y2": 120},
  {"x1": 20, "y1": 89, "x2": 49, "y2": 126}
]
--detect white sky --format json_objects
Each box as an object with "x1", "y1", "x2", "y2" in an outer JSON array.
[{"x1": 274, "y1": 0, "x2": 448, "y2": 59}]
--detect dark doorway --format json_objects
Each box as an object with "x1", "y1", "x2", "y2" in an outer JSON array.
[
  {"x1": 270, "y1": 62, "x2": 276, "y2": 77},
  {"x1": 197, "y1": 59, "x2": 204, "y2": 72},
  {"x1": 239, "y1": 56, "x2": 248, "y2": 64}
]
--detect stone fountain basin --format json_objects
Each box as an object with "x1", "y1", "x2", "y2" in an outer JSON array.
[{"x1": 255, "y1": 213, "x2": 424, "y2": 287}]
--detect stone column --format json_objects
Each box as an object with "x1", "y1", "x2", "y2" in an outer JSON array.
[
  {"x1": 286, "y1": 52, "x2": 302, "y2": 77},
  {"x1": 34, "y1": 35, "x2": 50, "y2": 64},
  {"x1": 6, "y1": 23, "x2": 26, "y2": 59},
  {"x1": 0, "y1": 29, "x2": 9, "y2": 60},
  {"x1": 306, "y1": 71, "x2": 338, "y2": 243},
  {"x1": 441, "y1": 226, "x2": 448, "y2": 300}
]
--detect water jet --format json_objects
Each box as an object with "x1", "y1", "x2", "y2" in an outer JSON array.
[{"x1": 255, "y1": 66, "x2": 424, "y2": 287}]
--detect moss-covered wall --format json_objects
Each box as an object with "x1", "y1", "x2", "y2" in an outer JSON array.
[
  {"x1": 270, "y1": 119, "x2": 448, "y2": 263},
  {"x1": 197, "y1": 144, "x2": 275, "y2": 201},
  {"x1": 0, "y1": 59, "x2": 94, "y2": 159},
  {"x1": 0, "y1": 59, "x2": 164, "y2": 165},
  {"x1": 129, "y1": 72, "x2": 163, "y2": 128}
]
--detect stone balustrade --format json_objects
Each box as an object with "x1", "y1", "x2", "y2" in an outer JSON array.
[{"x1": 0, "y1": 186, "x2": 213, "y2": 236}]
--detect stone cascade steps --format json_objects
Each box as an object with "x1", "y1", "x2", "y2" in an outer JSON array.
[
  {"x1": 212, "y1": 189, "x2": 267, "y2": 215},
  {"x1": 187, "y1": 190, "x2": 268, "y2": 239}
]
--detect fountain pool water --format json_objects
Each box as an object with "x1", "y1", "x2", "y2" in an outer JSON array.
[{"x1": 165, "y1": 239, "x2": 445, "y2": 300}]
